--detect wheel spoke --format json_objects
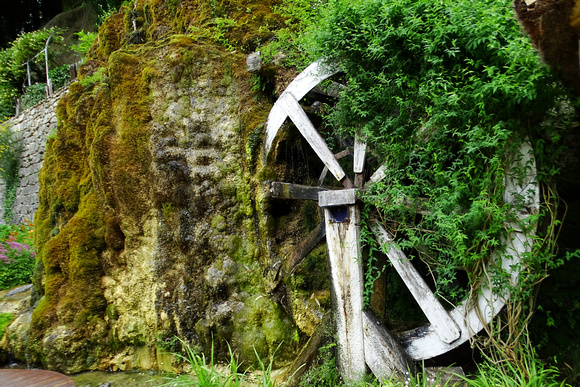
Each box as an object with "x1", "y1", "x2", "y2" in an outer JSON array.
[
  {"x1": 317, "y1": 148, "x2": 353, "y2": 186},
  {"x1": 265, "y1": 62, "x2": 340, "y2": 155},
  {"x1": 354, "y1": 135, "x2": 366, "y2": 187},
  {"x1": 277, "y1": 93, "x2": 347, "y2": 182},
  {"x1": 370, "y1": 221, "x2": 461, "y2": 344},
  {"x1": 367, "y1": 163, "x2": 388, "y2": 186}
]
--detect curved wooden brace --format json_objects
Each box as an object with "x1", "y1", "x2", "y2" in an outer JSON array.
[
  {"x1": 264, "y1": 61, "x2": 340, "y2": 156},
  {"x1": 386, "y1": 143, "x2": 538, "y2": 360}
]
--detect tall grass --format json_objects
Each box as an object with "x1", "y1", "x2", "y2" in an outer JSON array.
[{"x1": 161, "y1": 339, "x2": 288, "y2": 387}]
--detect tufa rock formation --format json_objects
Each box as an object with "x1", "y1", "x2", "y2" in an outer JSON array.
[{"x1": 1, "y1": 0, "x2": 332, "y2": 373}]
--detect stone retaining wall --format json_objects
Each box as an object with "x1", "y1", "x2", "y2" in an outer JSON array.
[{"x1": 2, "y1": 87, "x2": 68, "y2": 224}]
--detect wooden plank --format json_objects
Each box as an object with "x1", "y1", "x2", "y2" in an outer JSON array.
[
  {"x1": 398, "y1": 226, "x2": 531, "y2": 360},
  {"x1": 265, "y1": 181, "x2": 328, "y2": 201},
  {"x1": 363, "y1": 310, "x2": 415, "y2": 381},
  {"x1": 265, "y1": 61, "x2": 340, "y2": 156},
  {"x1": 317, "y1": 149, "x2": 353, "y2": 187},
  {"x1": 353, "y1": 136, "x2": 366, "y2": 173},
  {"x1": 278, "y1": 93, "x2": 347, "y2": 182},
  {"x1": 0, "y1": 370, "x2": 75, "y2": 387},
  {"x1": 367, "y1": 164, "x2": 387, "y2": 186},
  {"x1": 287, "y1": 221, "x2": 326, "y2": 274},
  {"x1": 319, "y1": 189, "x2": 357, "y2": 207},
  {"x1": 370, "y1": 221, "x2": 461, "y2": 344},
  {"x1": 325, "y1": 205, "x2": 366, "y2": 380}
]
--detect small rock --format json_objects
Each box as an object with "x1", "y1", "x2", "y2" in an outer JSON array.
[{"x1": 246, "y1": 52, "x2": 262, "y2": 73}]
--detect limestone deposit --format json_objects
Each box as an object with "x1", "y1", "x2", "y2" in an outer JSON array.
[{"x1": 0, "y1": 0, "x2": 330, "y2": 374}]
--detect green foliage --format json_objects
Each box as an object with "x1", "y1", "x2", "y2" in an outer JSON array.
[
  {"x1": 299, "y1": 342, "x2": 342, "y2": 387},
  {"x1": 463, "y1": 351, "x2": 569, "y2": 387},
  {"x1": 259, "y1": 0, "x2": 324, "y2": 67},
  {"x1": 79, "y1": 66, "x2": 107, "y2": 88},
  {"x1": 0, "y1": 123, "x2": 22, "y2": 223},
  {"x1": 50, "y1": 65, "x2": 71, "y2": 90},
  {"x1": 0, "y1": 27, "x2": 64, "y2": 120},
  {"x1": 21, "y1": 83, "x2": 47, "y2": 110},
  {"x1": 0, "y1": 220, "x2": 35, "y2": 290},
  {"x1": 0, "y1": 313, "x2": 14, "y2": 339},
  {"x1": 307, "y1": 0, "x2": 573, "y2": 310},
  {"x1": 161, "y1": 338, "x2": 291, "y2": 386},
  {"x1": 72, "y1": 30, "x2": 98, "y2": 57}
]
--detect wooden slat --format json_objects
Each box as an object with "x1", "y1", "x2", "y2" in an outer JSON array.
[
  {"x1": 367, "y1": 164, "x2": 387, "y2": 186},
  {"x1": 0, "y1": 370, "x2": 75, "y2": 387},
  {"x1": 265, "y1": 61, "x2": 340, "y2": 155},
  {"x1": 371, "y1": 221, "x2": 461, "y2": 344},
  {"x1": 318, "y1": 189, "x2": 357, "y2": 207},
  {"x1": 363, "y1": 310, "x2": 415, "y2": 381},
  {"x1": 265, "y1": 181, "x2": 328, "y2": 201},
  {"x1": 287, "y1": 221, "x2": 326, "y2": 274},
  {"x1": 353, "y1": 135, "x2": 366, "y2": 174},
  {"x1": 318, "y1": 149, "x2": 353, "y2": 186},
  {"x1": 325, "y1": 205, "x2": 366, "y2": 380},
  {"x1": 278, "y1": 93, "x2": 346, "y2": 182}
]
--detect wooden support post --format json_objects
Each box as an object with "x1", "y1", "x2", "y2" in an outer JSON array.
[
  {"x1": 265, "y1": 181, "x2": 328, "y2": 201},
  {"x1": 320, "y1": 190, "x2": 365, "y2": 381},
  {"x1": 363, "y1": 310, "x2": 415, "y2": 381}
]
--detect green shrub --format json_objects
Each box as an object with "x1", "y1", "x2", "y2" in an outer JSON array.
[
  {"x1": 21, "y1": 83, "x2": 47, "y2": 110},
  {"x1": 49, "y1": 65, "x2": 71, "y2": 90},
  {"x1": 306, "y1": 0, "x2": 573, "y2": 307},
  {"x1": 0, "y1": 123, "x2": 22, "y2": 222},
  {"x1": 0, "y1": 27, "x2": 64, "y2": 120},
  {"x1": 0, "y1": 220, "x2": 35, "y2": 290},
  {"x1": 72, "y1": 30, "x2": 98, "y2": 57},
  {"x1": 0, "y1": 313, "x2": 14, "y2": 339}
]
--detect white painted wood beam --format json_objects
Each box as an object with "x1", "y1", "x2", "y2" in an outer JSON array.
[
  {"x1": 277, "y1": 93, "x2": 347, "y2": 182},
  {"x1": 325, "y1": 205, "x2": 366, "y2": 380},
  {"x1": 265, "y1": 61, "x2": 339, "y2": 156},
  {"x1": 371, "y1": 221, "x2": 461, "y2": 344}
]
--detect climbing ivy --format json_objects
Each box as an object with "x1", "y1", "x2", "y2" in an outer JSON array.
[{"x1": 306, "y1": 0, "x2": 575, "y2": 367}]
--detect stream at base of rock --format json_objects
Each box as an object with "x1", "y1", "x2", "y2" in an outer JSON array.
[{"x1": 70, "y1": 369, "x2": 195, "y2": 386}]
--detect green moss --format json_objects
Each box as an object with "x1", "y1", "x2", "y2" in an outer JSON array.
[
  {"x1": 0, "y1": 313, "x2": 14, "y2": 339},
  {"x1": 226, "y1": 235, "x2": 257, "y2": 265},
  {"x1": 106, "y1": 304, "x2": 119, "y2": 320},
  {"x1": 211, "y1": 215, "x2": 227, "y2": 231},
  {"x1": 232, "y1": 295, "x2": 297, "y2": 366}
]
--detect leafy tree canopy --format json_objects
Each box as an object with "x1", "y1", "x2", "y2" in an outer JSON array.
[{"x1": 305, "y1": 0, "x2": 573, "y2": 319}]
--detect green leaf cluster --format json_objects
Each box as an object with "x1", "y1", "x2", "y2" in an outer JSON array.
[
  {"x1": 0, "y1": 27, "x2": 64, "y2": 120},
  {"x1": 0, "y1": 220, "x2": 35, "y2": 290},
  {"x1": 306, "y1": 0, "x2": 573, "y2": 304},
  {"x1": 0, "y1": 122, "x2": 22, "y2": 223}
]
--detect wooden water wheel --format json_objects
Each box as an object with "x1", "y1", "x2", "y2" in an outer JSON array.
[{"x1": 264, "y1": 61, "x2": 539, "y2": 381}]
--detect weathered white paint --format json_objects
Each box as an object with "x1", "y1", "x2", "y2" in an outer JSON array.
[
  {"x1": 277, "y1": 93, "x2": 347, "y2": 182},
  {"x1": 371, "y1": 221, "x2": 461, "y2": 344},
  {"x1": 265, "y1": 61, "x2": 340, "y2": 156},
  {"x1": 397, "y1": 225, "x2": 531, "y2": 360},
  {"x1": 325, "y1": 205, "x2": 366, "y2": 380},
  {"x1": 363, "y1": 310, "x2": 415, "y2": 381},
  {"x1": 367, "y1": 163, "x2": 387, "y2": 185},
  {"x1": 353, "y1": 136, "x2": 367, "y2": 174},
  {"x1": 319, "y1": 189, "x2": 357, "y2": 207},
  {"x1": 391, "y1": 143, "x2": 538, "y2": 360}
]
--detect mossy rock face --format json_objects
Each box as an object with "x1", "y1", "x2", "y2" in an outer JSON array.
[{"x1": 27, "y1": 0, "x2": 332, "y2": 374}]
